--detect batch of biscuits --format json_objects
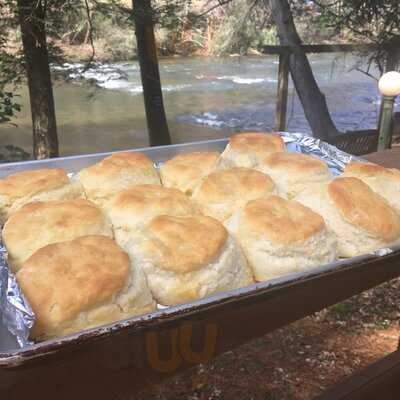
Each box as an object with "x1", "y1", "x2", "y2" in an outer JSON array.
[{"x1": 1, "y1": 132, "x2": 399, "y2": 341}]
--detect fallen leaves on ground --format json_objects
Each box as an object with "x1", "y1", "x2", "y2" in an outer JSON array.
[{"x1": 137, "y1": 278, "x2": 399, "y2": 400}]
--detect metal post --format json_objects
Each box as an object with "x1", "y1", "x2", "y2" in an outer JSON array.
[
  {"x1": 275, "y1": 51, "x2": 290, "y2": 131},
  {"x1": 377, "y1": 71, "x2": 400, "y2": 151},
  {"x1": 377, "y1": 96, "x2": 395, "y2": 151}
]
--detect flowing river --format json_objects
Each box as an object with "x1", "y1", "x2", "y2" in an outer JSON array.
[{"x1": 0, "y1": 53, "x2": 394, "y2": 156}]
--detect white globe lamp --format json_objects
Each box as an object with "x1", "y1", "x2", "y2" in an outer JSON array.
[{"x1": 377, "y1": 71, "x2": 400, "y2": 150}]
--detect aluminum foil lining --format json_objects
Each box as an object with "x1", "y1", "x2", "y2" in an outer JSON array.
[
  {"x1": 0, "y1": 131, "x2": 369, "y2": 348},
  {"x1": 0, "y1": 245, "x2": 34, "y2": 347},
  {"x1": 277, "y1": 131, "x2": 362, "y2": 175}
]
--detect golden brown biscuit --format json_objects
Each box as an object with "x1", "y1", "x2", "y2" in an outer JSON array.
[
  {"x1": 3, "y1": 199, "x2": 113, "y2": 272},
  {"x1": 295, "y1": 177, "x2": 400, "y2": 257},
  {"x1": 257, "y1": 152, "x2": 332, "y2": 198},
  {"x1": 17, "y1": 235, "x2": 156, "y2": 340},
  {"x1": 77, "y1": 152, "x2": 160, "y2": 206},
  {"x1": 226, "y1": 196, "x2": 337, "y2": 281},
  {"x1": 219, "y1": 132, "x2": 286, "y2": 168},
  {"x1": 192, "y1": 167, "x2": 277, "y2": 221},
  {"x1": 160, "y1": 151, "x2": 219, "y2": 195},
  {"x1": 0, "y1": 168, "x2": 83, "y2": 223},
  {"x1": 125, "y1": 215, "x2": 254, "y2": 305},
  {"x1": 343, "y1": 161, "x2": 400, "y2": 214},
  {"x1": 105, "y1": 184, "x2": 199, "y2": 247},
  {"x1": 328, "y1": 177, "x2": 400, "y2": 241}
]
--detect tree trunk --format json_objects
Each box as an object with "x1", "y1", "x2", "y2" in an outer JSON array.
[
  {"x1": 268, "y1": 0, "x2": 339, "y2": 140},
  {"x1": 133, "y1": 0, "x2": 171, "y2": 146},
  {"x1": 17, "y1": 0, "x2": 59, "y2": 159}
]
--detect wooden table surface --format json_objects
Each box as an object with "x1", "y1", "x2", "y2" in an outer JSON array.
[{"x1": 364, "y1": 147, "x2": 400, "y2": 169}]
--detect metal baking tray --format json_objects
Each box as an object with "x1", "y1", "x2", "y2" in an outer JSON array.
[{"x1": 1, "y1": 138, "x2": 400, "y2": 399}]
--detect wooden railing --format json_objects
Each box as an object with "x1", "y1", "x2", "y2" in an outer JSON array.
[{"x1": 263, "y1": 43, "x2": 398, "y2": 55}]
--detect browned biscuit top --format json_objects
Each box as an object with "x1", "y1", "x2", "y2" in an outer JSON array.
[
  {"x1": 17, "y1": 235, "x2": 130, "y2": 337},
  {"x1": 344, "y1": 162, "x2": 400, "y2": 182},
  {"x1": 328, "y1": 177, "x2": 400, "y2": 241},
  {"x1": 0, "y1": 168, "x2": 69, "y2": 198},
  {"x1": 141, "y1": 215, "x2": 228, "y2": 273},
  {"x1": 242, "y1": 196, "x2": 325, "y2": 244},
  {"x1": 260, "y1": 152, "x2": 328, "y2": 173},
  {"x1": 228, "y1": 132, "x2": 285, "y2": 154},
  {"x1": 194, "y1": 167, "x2": 276, "y2": 205}
]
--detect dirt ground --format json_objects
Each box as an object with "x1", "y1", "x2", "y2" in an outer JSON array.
[{"x1": 137, "y1": 278, "x2": 400, "y2": 400}]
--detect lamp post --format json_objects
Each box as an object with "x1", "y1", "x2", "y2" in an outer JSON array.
[{"x1": 377, "y1": 71, "x2": 400, "y2": 151}]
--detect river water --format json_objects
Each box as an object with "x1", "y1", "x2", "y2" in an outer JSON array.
[{"x1": 0, "y1": 54, "x2": 391, "y2": 156}]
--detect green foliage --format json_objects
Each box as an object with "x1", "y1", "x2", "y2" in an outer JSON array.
[
  {"x1": 46, "y1": 0, "x2": 84, "y2": 40},
  {"x1": 0, "y1": 91, "x2": 21, "y2": 124},
  {"x1": 48, "y1": 0, "x2": 137, "y2": 59},
  {"x1": 0, "y1": 48, "x2": 20, "y2": 124},
  {"x1": 0, "y1": 9, "x2": 23, "y2": 125},
  {"x1": 0, "y1": 145, "x2": 30, "y2": 163},
  {"x1": 94, "y1": 16, "x2": 136, "y2": 60},
  {"x1": 376, "y1": 319, "x2": 390, "y2": 330},
  {"x1": 324, "y1": 0, "x2": 400, "y2": 43},
  {"x1": 210, "y1": 0, "x2": 276, "y2": 55},
  {"x1": 331, "y1": 302, "x2": 353, "y2": 316},
  {"x1": 152, "y1": 0, "x2": 208, "y2": 55},
  {"x1": 314, "y1": 0, "x2": 400, "y2": 71}
]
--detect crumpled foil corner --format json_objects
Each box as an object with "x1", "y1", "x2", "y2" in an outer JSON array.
[{"x1": 0, "y1": 245, "x2": 34, "y2": 347}]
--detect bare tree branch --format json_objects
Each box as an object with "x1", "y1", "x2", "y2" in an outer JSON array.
[
  {"x1": 350, "y1": 66, "x2": 378, "y2": 81},
  {"x1": 197, "y1": 0, "x2": 234, "y2": 18}
]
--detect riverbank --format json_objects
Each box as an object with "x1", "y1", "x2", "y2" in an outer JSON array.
[
  {"x1": 3, "y1": 0, "x2": 362, "y2": 66},
  {"x1": 0, "y1": 55, "x2": 385, "y2": 159},
  {"x1": 53, "y1": 41, "x2": 265, "y2": 64}
]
